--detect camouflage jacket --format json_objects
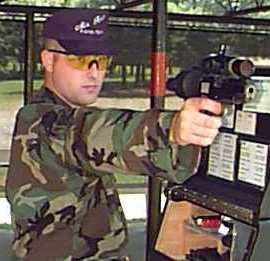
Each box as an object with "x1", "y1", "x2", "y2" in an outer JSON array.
[{"x1": 6, "y1": 87, "x2": 200, "y2": 260}]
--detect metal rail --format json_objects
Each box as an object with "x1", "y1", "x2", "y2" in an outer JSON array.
[{"x1": 146, "y1": 0, "x2": 168, "y2": 259}]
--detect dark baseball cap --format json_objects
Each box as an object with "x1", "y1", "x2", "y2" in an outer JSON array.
[{"x1": 42, "y1": 9, "x2": 114, "y2": 55}]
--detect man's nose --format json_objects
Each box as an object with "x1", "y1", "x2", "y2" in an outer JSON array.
[{"x1": 87, "y1": 61, "x2": 99, "y2": 78}]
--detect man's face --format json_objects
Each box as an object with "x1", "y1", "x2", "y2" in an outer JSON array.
[{"x1": 43, "y1": 49, "x2": 108, "y2": 107}]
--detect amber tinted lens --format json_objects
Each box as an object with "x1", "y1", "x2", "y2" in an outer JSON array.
[{"x1": 65, "y1": 55, "x2": 112, "y2": 70}]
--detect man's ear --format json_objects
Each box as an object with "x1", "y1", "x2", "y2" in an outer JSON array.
[{"x1": 41, "y1": 50, "x2": 54, "y2": 72}]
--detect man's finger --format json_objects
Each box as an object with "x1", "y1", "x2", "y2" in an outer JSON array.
[
  {"x1": 181, "y1": 109, "x2": 222, "y2": 130},
  {"x1": 179, "y1": 132, "x2": 216, "y2": 147},
  {"x1": 185, "y1": 97, "x2": 223, "y2": 116}
]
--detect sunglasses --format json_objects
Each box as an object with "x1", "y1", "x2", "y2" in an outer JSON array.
[{"x1": 48, "y1": 49, "x2": 112, "y2": 71}]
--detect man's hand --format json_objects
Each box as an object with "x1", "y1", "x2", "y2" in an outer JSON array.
[{"x1": 170, "y1": 97, "x2": 223, "y2": 146}]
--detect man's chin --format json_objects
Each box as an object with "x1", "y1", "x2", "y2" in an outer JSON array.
[{"x1": 80, "y1": 97, "x2": 98, "y2": 106}]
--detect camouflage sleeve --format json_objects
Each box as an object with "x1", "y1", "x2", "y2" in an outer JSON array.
[
  {"x1": 6, "y1": 104, "x2": 200, "y2": 259},
  {"x1": 68, "y1": 106, "x2": 200, "y2": 183}
]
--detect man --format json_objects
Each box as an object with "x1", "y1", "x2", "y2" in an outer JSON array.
[{"x1": 5, "y1": 9, "x2": 222, "y2": 261}]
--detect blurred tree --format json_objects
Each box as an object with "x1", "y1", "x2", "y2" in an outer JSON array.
[
  {"x1": 1, "y1": 0, "x2": 270, "y2": 81},
  {"x1": 1, "y1": 0, "x2": 66, "y2": 6},
  {"x1": 167, "y1": 0, "x2": 270, "y2": 17},
  {"x1": 0, "y1": 21, "x2": 24, "y2": 79}
]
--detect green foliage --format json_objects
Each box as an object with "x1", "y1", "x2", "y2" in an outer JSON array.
[
  {"x1": 114, "y1": 172, "x2": 146, "y2": 184},
  {"x1": 0, "y1": 21, "x2": 24, "y2": 79},
  {"x1": 110, "y1": 26, "x2": 151, "y2": 66},
  {"x1": 2, "y1": 0, "x2": 66, "y2": 6},
  {"x1": 167, "y1": 0, "x2": 270, "y2": 17},
  {"x1": 0, "y1": 168, "x2": 6, "y2": 178},
  {"x1": 2, "y1": 0, "x2": 270, "y2": 16},
  {"x1": 1, "y1": 0, "x2": 117, "y2": 8},
  {"x1": 67, "y1": 0, "x2": 115, "y2": 8},
  {"x1": 167, "y1": 28, "x2": 270, "y2": 70},
  {"x1": 0, "y1": 168, "x2": 7, "y2": 196},
  {"x1": 0, "y1": 223, "x2": 12, "y2": 230},
  {"x1": 0, "y1": 1, "x2": 270, "y2": 82}
]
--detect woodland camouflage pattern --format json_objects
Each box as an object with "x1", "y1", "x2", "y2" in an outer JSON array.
[{"x1": 6, "y1": 87, "x2": 200, "y2": 260}]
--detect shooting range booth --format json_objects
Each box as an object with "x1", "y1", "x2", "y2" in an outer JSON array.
[{"x1": 2, "y1": 1, "x2": 270, "y2": 260}]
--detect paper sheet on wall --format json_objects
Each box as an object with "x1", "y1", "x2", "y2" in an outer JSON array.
[
  {"x1": 207, "y1": 132, "x2": 238, "y2": 181},
  {"x1": 238, "y1": 140, "x2": 268, "y2": 188}
]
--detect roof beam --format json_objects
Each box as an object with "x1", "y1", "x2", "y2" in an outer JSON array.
[{"x1": 114, "y1": 0, "x2": 151, "y2": 10}]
